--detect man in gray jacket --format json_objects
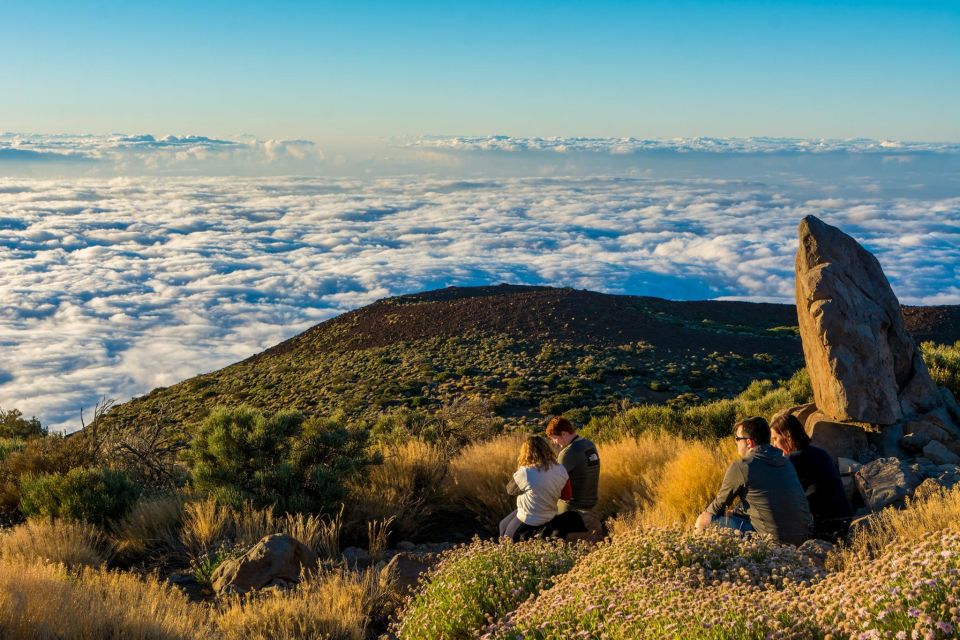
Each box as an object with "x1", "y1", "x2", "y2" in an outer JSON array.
[
  {"x1": 695, "y1": 416, "x2": 813, "y2": 546},
  {"x1": 546, "y1": 416, "x2": 601, "y2": 532}
]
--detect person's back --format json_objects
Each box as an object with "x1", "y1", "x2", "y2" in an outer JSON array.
[
  {"x1": 731, "y1": 444, "x2": 813, "y2": 545},
  {"x1": 514, "y1": 462, "x2": 569, "y2": 526},
  {"x1": 788, "y1": 444, "x2": 853, "y2": 541},
  {"x1": 557, "y1": 435, "x2": 600, "y2": 512}
]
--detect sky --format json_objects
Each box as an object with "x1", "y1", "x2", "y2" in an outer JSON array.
[
  {"x1": 2, "y1": 1, "x2": 959, "y2": 143},
  {"x1": 1, "y1": 1, "x2": 959, "y2": 429}
]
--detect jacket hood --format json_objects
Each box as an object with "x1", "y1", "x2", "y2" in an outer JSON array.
[{"x1": 746, "y1": 443, "x2": 788, "y2": 467}]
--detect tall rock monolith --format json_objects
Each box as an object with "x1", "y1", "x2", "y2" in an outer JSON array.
[{"x1": 794, "y1": 215, "x2": 945, "y2": 425}]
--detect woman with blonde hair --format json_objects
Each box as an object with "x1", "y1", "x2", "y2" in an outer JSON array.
[{"x1": 498, "y1": 434, "x2": 570, "y2": 540}]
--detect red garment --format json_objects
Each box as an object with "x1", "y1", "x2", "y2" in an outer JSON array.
[{"x1": 560, "y1": 479, "x2": 572, "y2": 501}]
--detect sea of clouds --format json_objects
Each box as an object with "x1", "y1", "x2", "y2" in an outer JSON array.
[{"x1": 1, "y1": 133, "x2": 958, "y2": 430}]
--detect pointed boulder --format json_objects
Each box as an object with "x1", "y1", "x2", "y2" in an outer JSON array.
[{"x1": 795, "y1": 216, "x2": 944, "y2": 424}]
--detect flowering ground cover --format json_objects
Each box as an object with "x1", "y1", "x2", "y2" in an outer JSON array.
[
  {"x1": 478, "y1": 526, "x2": 960, "y2": 640},
  {"x1": 392, "y1": 538, "x2": 588, "y2": 640}
]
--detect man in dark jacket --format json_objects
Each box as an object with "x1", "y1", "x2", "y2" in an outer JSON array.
[
  {"x1": 695, "y1": 416, "x2": 813, "y2": 546},
  {"x1": 546, "y1": 416, "x2": 601, "y2": 532}
]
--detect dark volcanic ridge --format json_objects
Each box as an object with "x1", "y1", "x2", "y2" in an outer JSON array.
[{"x1": 106, "y1": 284, "x2": 960, "y2": 432}]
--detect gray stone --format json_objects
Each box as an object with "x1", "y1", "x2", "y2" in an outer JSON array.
[
  {"x1": 854, "y1": 457, "x2": 923, "y2": 512},
  {"x1": 941, "y1": 387, "x2": 960, "y2": 423},
  {"x1": 804, "y1": 412, "x2": 870, "y2": 462},
  {"x1": 840, "y1": 476, "x2": 858, "y2": 506},
  {"x1": 397, "y1": 540, "x2": 416, "y2": 551},
  {"x1": 922, "y1": 440, "x2": 960, "y2": 466},
  {"x1": 342, "y1": 546, "x2": 371, "y2": 567},
  {"x1": 212, "y1": 534, "x2": 317, "y2": 596},
  {"x1": 786, "y1": 402, "x2": 819, "y2": 428},
  {"x1": 836, "y1": 457, "x2": 862, "y2": 475},
  {"x1": 795, "y1": 216, "x2": 945, "y2": 424},
  {"x1": 383, "y1": 552, "x2": 439, "y2": 592}
]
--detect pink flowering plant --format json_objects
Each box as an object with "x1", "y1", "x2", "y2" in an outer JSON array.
[
  {"x1": 484, "y1": 526, "x2": 824, "y2": 639},
  {"x1": 392, "y1": 537, "x2": 588, "y2": 640},
  {"x1": 481, "y1": 526, "x2": 960, "y2": 640}
]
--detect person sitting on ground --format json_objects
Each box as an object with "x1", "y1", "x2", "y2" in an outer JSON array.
[
  {"x1": 770, "y1": 411, "x2": 853, "y2": 542},
  {"x1": 545, "y1": 416, "x2": 601, "y2": 533},
  {"x1": 498, "y1": 434, "x2": 570, "y2": 541},
  {"x1": 695, "y1": 416, "x2": 813, "y2": 546}
]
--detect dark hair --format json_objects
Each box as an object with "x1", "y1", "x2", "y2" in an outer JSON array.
[
  {"x1": 769, "y1": 411, "x2": 811, "y2": 452},
  {"x1": 545, "y1": 416, "x2": 575, "y2": 436},
  {"x1": 735, "y1": 416, "x2": 770, "y2": 445}
]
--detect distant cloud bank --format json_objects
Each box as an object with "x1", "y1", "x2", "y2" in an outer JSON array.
[
  {"x1": 407, "y1": 135, "x2": 960, "y2": 155},
  {"x1": 0, "y1": 174, "x2": 957, "y2": 431}
]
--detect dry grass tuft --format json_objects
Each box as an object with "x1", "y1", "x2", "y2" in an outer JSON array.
[
  {"x1": 446, "y1": 433, "x2": 525, "y2": 531},
  {"x1": 349, "y1": 439, "x2": 448, "y2": 540},
  {"x1": 829, "y1": 485, "x2": 960, "y2": 570},
  {"x1": 113, "y1": 495, "x2": 184, "y2": 558},
  {"x1": 595, "y1": 435, "x2": 676, "y2": 519},
  {"x1": 234, "y1": 501, "x2": 336, "y2": 557},
  {"x1": 0, "y1": 558, "x2": 212, "y2": 639},
  {"x1": 216, "y1": 566, "x2": 398, "y2": 640},
  {"x1": 611, "y1": 439, "x2": 731, "y2": 535},
  {"x1": 0, "y1": 518, "x2": 114, "y2": 569},
  {"x1": 179, "y1": 497, "x2": 233, "y2": 559}
]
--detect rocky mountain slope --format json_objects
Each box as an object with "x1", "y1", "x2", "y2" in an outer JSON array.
[{"x1": 103, "y1": 284, "x2": 960, "y2": 432}]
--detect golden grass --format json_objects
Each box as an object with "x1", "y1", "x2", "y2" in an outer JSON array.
[
  {"x1": 349, "y1": 439, "x2": 448, "y2": 540},
  {"x1": 113, "y1": 495, "x2": 184, "y2": 558},
  {"x1": 0, "y1": 558, "x2": 212, "y2": 639},
  {"x1": 234, "y1": 501, "x2": 341, "y2": 559},
  {"x1": 594, "y1": 435, "x2": 676, "y2": 519},
  {"x1": 610, "y1": 439, "x2": 732, "y2": 535},
  {"x1": 828, "y1": 485, "x2": 960, "y2": 570},
  {"x1": 216, "y1": 566, "x2": 397, "y2": 640},
  {"x1": 446, "y1": 433, "x2": 525, "y2": 531},
  {"x1": 0, "y1": 518, "x2": 113, "y2": 569},
  {"x1": 179, "y1": 497, "x2": 233, "y2": 559}
]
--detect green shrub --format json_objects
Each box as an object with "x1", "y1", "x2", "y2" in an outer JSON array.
[
  {"x1": 19, "y1": 466, "x2": 141, "y2": 525},
  {"x1": 0, "y1": 407, "x2": 45, "y2": 439},
  {"x1": 188, "y1": 406, "x2": 374, "y2": 513},
  {"x1": 0, "y1": 433, "x2": 96, "y2": 520},
  {"x1": 586, "y1": 369, "x2": 812, "y2": 440},
  {"x1": 922, "y1": 340, "x2": 960, "y2": 399},
  {"x1": 393, "y1": 539, "x2": 587, "y2": 640},
  {"x1": 0, "y1": 438, "x2": 25, "y2": 462}
]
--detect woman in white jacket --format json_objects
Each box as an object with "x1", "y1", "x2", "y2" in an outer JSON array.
[{"x1": 498, "y1": 434, "x2": 570, "y2": 540}]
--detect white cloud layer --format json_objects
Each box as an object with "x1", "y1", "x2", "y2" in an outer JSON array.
[
  {"x1": 407, "y1": 135, "x2": 960, "y2": 155},
  {"x1": 1, "y1": 174, "x2": 957, "y2": 431}
]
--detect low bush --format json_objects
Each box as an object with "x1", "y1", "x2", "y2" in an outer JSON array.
[
  {"x1": 586, "y1": 369, "x2": 812, "y2": 440},
  {"x1": 0, "y1": 432, "x2": 94, "y2": 519},
  {"x1": 487, "y1": 526, "x2": 824, "y2": 639},
  {"x1": 0, "y1": 407, "x2": 45, "y2": 439},
  {"x1": 922, "y1": 340, "x2": 960, "y2": 399},
  {"x1": 393, "y1": 538, "x2": 588, "y2": 640},
  {"x1": 0, "y1": 518, "x2": 114, "y2": 569},
  {"x1": 19, "y1": 466, "x2": 141, "y2": 526},
  {"x1": 188, "y1": 406, "x2": 373, "y2": 514}
]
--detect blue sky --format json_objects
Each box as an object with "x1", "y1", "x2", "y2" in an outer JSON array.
[{"x1": 2, "y1": 1, "x2": 958, "y2": 143}]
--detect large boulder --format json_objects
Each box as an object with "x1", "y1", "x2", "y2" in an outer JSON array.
[
  {"x1": 804, "y1": 411, "x2": 870, "y2": 462},
  {"x1": 212, "y1": 534, "x2": 317, "y2": 595},
  {"x1": 854, "y1": 457, "x2": 923, "y2": 511},
  {"x1": 794, "y1": 216, "x2": 945, "y2": 425}
]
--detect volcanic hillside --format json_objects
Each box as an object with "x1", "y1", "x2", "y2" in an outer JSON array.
[{"x1": 104, "y1": 284, "x2": 960, "y2": 432}]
